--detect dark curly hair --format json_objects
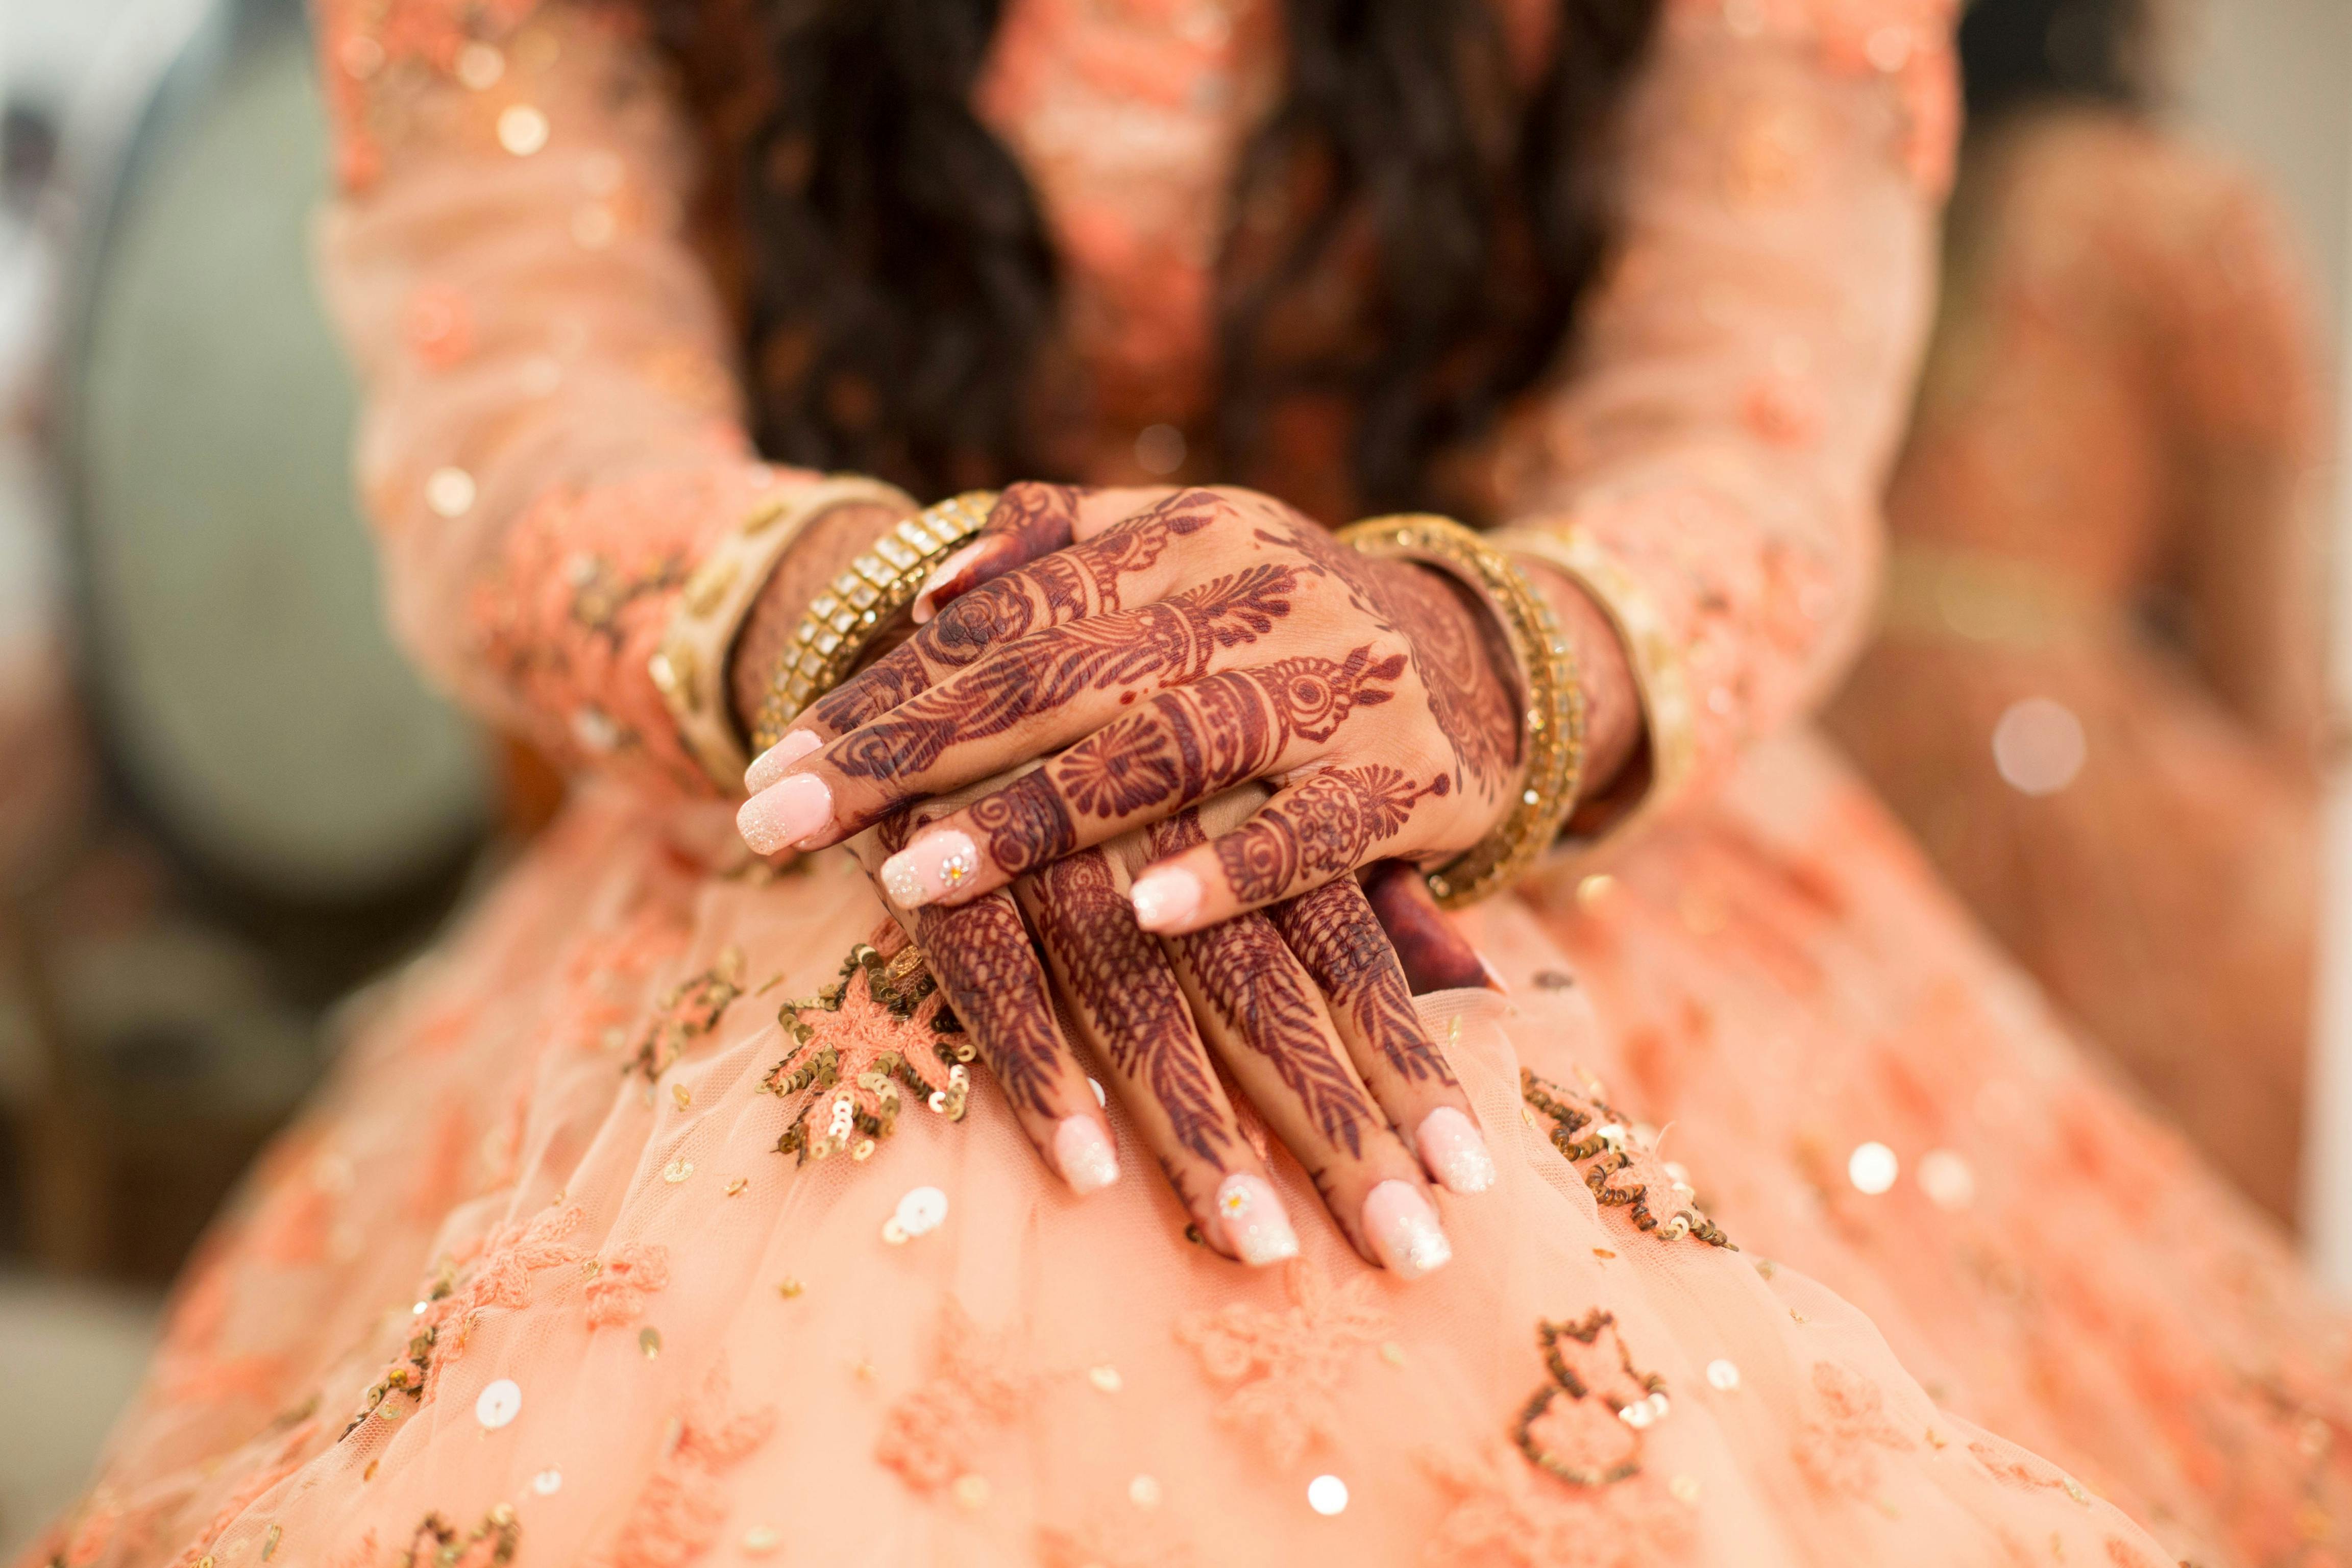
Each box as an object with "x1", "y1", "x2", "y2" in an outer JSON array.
[{"x1": 646, "y1": 0, "x2": 1661, "y2": 511}]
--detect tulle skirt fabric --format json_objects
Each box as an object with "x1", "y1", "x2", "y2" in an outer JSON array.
[{"x1": 22, "y1": 735, "x2": 2340, "y2": 1568}]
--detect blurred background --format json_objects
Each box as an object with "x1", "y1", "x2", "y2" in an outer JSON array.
[{"x1": 0, "y1": 0, "x2": 2349, "y2": 1555}]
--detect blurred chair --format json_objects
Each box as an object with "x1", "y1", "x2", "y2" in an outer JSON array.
[{"x1": 4, "y1": 0, "x2": 496, "y2": 1279}]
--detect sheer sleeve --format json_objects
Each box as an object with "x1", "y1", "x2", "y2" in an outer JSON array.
[
  {"x1": 309, "y1": 0, "x2": 911, "y2": 797},
  {"x1": 1489, "y1": 0, "x2": 1957, "y2": 830},
  {"x1": 2155, "y1": 168, "x2": 2329, "y2": 760}
]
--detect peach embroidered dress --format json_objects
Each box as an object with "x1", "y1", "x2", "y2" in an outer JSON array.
[
  {"x1": 1824, "y1": 108, "x2": 2328, "y2": 1223},
  {"x1": 21, "y1": 5, "x2": 2349, "y2": 1568}
]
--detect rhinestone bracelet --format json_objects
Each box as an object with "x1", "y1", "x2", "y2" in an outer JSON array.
[{"x1": 749, "y1": 491, "x2": 998, "y2": 754}]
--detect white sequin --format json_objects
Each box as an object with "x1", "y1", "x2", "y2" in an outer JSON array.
[
  {"x1": 455, "y1": 42, "x2": 505, "y2": 89},
  {"x1": 498, "y1": 104, "x2": 550, "y2": 157},
  {"x1": 531, "y1": 1468, "x2": 562, "y2": 1495},
  {"x1": 424, "y1": 467, "x2": 476, "y2": 518},
  {"x1": 1992, "y1": 697, "x2": 2086, "y2": 796},
  {"x1": 1918, "y1": 1148, "x2": 1976, "y2": 1211},
  {"x1": 1306, "y1": 1475, "x2": 1349, "y2": 1515},
  {"x1": 895, "y1": 1186, "x2": 949, "y2": 1237},
  {"x1": 475, "y1": 1379, "x2": 523, "y2": 1430},
  {"x1": 1706, "y1": 1358, "x2": 1741, "y2": 1391},
  {"x1": 1847, "y1": 1141, "x2": 1898, "y2": 1195}
]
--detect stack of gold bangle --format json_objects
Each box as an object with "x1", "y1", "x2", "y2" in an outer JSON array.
[
  {"x1": 749, "y1": 491, "x2": 999, "y2": 754},
  {"x1": 1338, "y1": 514, "x2": 1586, "y2": 909}
]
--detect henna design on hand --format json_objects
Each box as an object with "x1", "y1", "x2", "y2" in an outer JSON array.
[
  {"x1": 969, "y1": 647, "x2": 1407, "y2": 878},
  {"x1": 1213, "y1": 764, "x2": 1448, "y2": 905},
  {"x1": 1266, "y1": 879, "x2": 1458, "y2": 1088},
  {"x1": 920, "y1": 482, "x2": 1084, "y2": 612},
  {"x1": 1277, "y1": 522, "x2": 1521, "y2": 799},
  {"x1": 871, "y1": 814, "x2": 1065, "y2": 1120},
  {"x1": 1149, "y1": 814, "x2": 1382, "y2": 1160},
  {"x1": 1025, "y1": 852, "x2": 1234, "y2": 1164},
  {"x1": 829, "y1": 565, "x2": 1301, "y2": 785},
  {"x1": 809, "y1": 489, "x2": 1223, "y2": 737},
  {"x1": 900, "y1": 896, "x2": 1064, "y2": 1121}
]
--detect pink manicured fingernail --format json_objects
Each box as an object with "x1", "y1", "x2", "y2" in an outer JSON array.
[
  {"x1": 1215, "y1": 1173, "x2": 1300, "y2": 1266},
  {"x1": 1130, "y1": 867, "x2": 1202, "y2": 932},
  {"x1": 745, "y1": 728, "x2": 821, "y2": 793},
  {"x1": 737, "y1": 773, "x2": 832, "y2": 854},
  {"x1": 879, "y1": 829, "x2": 980, "y2": 909},
  {"x1": 1362, "y1": 1180, "x2": 1452, "y2": 1279},
  {"x1": 1478, "y1": 954, "x2": 1511, "y2": 995},
  {"x1": 1054, "y1": 1116, "x2": 1120, "y2": 1194},
  {"x1": 912, "y1": 542, "x2": 989, "y2": 623},
  {"x1": 1416, "y1": 1107, "x2": 1497, "y2": 1194}
]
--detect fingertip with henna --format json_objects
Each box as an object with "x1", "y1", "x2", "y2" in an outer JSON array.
[
  {"x1": 1054, "y1": 1116, "x2": 1121, "y2": 1194},
  {"x1": 1362, "y1": 1180, "x2": 1452, "y2": 1279}
]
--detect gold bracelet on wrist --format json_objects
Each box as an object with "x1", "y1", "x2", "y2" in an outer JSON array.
[
  {"x1": 652, "y1": 473, "x2": 920, "y2": 790},
  {"x1": 1337, "y1": 514, "x2": 1586, "y2": 909},
  {"x1": 749, "y1": 490, "x2": 999, "y2": 753}
]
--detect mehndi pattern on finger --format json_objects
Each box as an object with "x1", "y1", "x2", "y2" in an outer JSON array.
[{"x1": 1027, "y1": 854, "x2": 1235, "y2": 1165}]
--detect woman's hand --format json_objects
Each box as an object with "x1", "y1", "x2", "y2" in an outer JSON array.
[
  {"x1": 842, "y1": 788, "x2": 1494, "y2": 1277},
  {"x1": 738, "y1": 484, "x2": 1528, "y2": 935}
]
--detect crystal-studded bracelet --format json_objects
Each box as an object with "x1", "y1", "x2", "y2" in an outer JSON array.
[
  {"x1": 748, "y1": 491, "x2": 999, "y2": 754},
  {"x1": 1336, "y1": 514, "x2": 1586, "y2": 909}
]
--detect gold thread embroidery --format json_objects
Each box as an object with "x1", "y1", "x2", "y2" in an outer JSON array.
[
  {"x1": 765, "y1": 945, "x2": 969, "y2": 1163},
  {"x1": 1512, "y1": 1310, "x2": 1668, "y2": 1487},
  {"x1": 1522, "y1": 1070, "x2": 1734, "y2": 1248}
]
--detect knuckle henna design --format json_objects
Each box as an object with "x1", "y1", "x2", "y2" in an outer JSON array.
[
  {"x1": 1214, "y1": 764, "x2": 1449, "y2": 905},
  {"x1": 903, "y1": 893, "x2": 1066, "y2": 1123},
  {"x1": 971, "y1": 646, "x2": 1406, "y2": 878},
  {"x1": 1267, "y1": 881, "x2": 1459, "y2": 1088},
  {"x1": 806, "y1": 488, "x2": 1209, "y2": 740},
  {"x1": 1149, "y1": 814, "x2": 1382, "y2": 1163},
  {"x1": 828, "y1": 565, "x2": 1301, "y2": 788},
  {"x1": 1269, "y1": 517, "x2": 1520, "y2": 802},
  {"x1": 1026, "y1": 853, "x2": 1233, "y2": 1165}
]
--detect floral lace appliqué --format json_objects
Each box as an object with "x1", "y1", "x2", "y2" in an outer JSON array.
[
  {"x1": 597, "y1": 1356, "x2": 777, "y2": 1568},
  {"x1": 1172, "y1": 1258, "x2": 1393, "y2": 1468},
  {"x1": 1425, "y1": 1438, "x2": 1697, "y2": 1568},
  {"x1": 348, "y1": 1202, "x2": 585, "y2": 1431},
  {"x1": 626, "y1": 946, "x2": 747, "y2": 1084},
  {"x1": 875, "y1": 1301, "x2": 1043, "y2": 1494},
  {"x1": 584, "y1": 1242, "x2": 672, "y2": 1329},
  {"x1": 1522, "y1": 1071, "x2": 1735, "y2": 1248},
  {"x1": 766, "y1": 942, "x2": 971, "y2": 1165},
  {"x1": 1791, "y1": 1358, "x2": 1918, "y2": 1501}
]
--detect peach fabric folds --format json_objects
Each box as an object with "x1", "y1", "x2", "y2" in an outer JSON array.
[
  {"x1": 19, "y1": 6, "x2": 2347, "y2": 1568},
  {"x1": 1826, "y1": 110, "x2": 2329, "y2": 1222}
]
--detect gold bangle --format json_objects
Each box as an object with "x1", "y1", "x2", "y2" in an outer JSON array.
[
  {"x1": 1337, "y1": 514, "x2": 1585, "y2": 909},
  {"x1": 749, "y1": 490, "x2": 998, "y2": 752}
]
